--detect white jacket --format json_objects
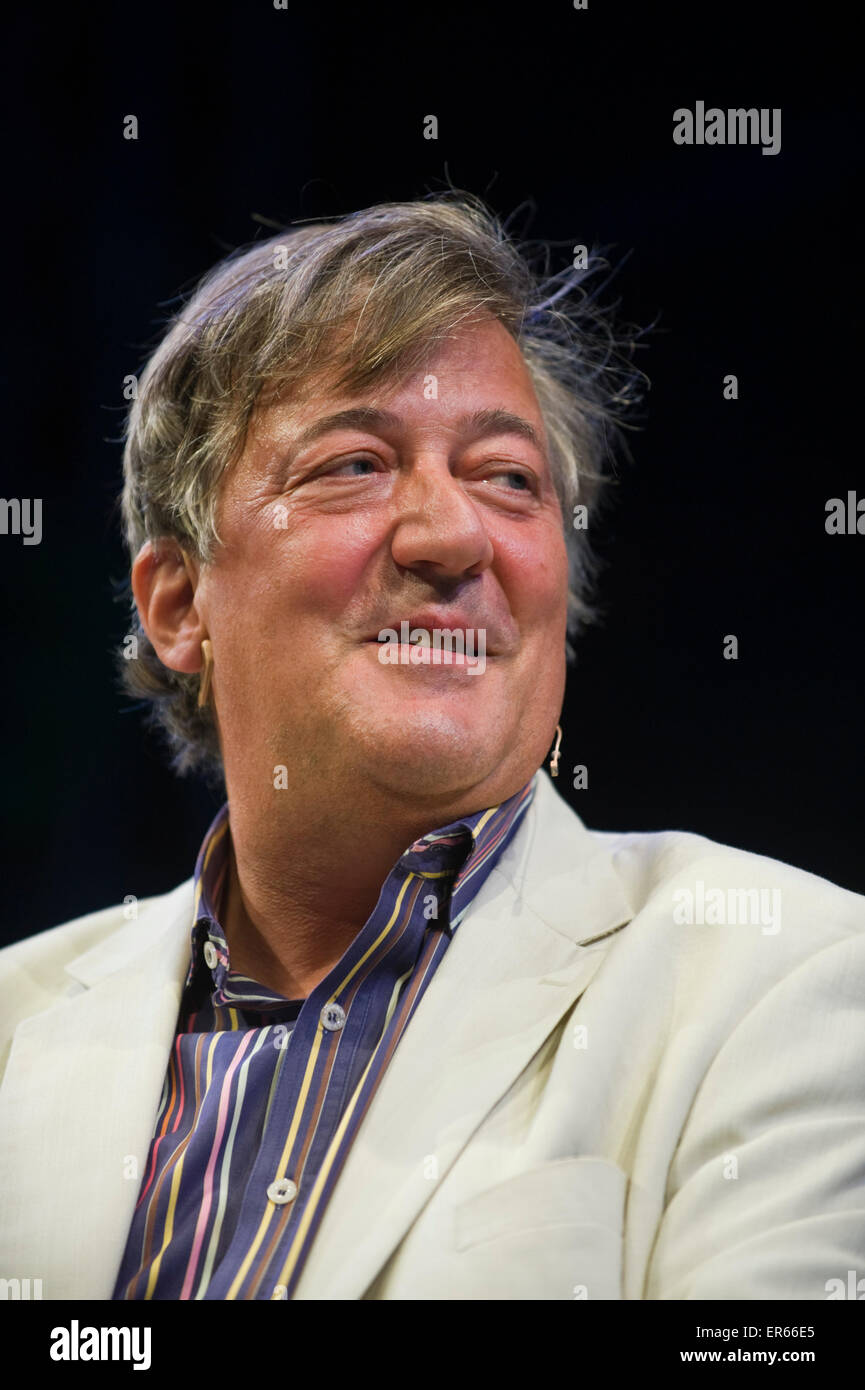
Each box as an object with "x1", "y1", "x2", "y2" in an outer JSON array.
[{"x1": 1, "y1": 770, "x2": 863, "y2": 1300}]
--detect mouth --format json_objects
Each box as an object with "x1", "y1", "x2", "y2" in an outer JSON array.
[
  {"x1": 363, "y1": 614, "x2": 498, "y2": 654},
  {"x1": 361, "y1": 614, "x2": 496, "y2": 673},
  {"x1": 365, "y1": 643, "x2": 486, "y2": 666}
]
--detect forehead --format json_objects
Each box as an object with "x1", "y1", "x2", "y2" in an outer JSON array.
[{"x1": 251, "y1": 316, "x2": 545, "y2": 444}]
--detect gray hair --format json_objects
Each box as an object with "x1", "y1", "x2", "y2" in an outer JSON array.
[{"x1": 116, "y1": 192, "x2": 649, "y2": 784}]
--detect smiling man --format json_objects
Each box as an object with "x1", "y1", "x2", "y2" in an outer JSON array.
[{"x1": 1, "y1": 195, "x2": 863, "y2": 1303}]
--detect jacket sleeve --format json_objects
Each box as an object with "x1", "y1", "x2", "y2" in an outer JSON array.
[{"x1": 645, "y1": 932, "x2": 865, "y2": 1299}]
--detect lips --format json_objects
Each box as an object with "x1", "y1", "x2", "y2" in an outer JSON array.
[
  {"x1": 364, "y1": 630, "x2": 495, "y2": 658},
  {"x1": 365, "y1": 612, "x2": 490, "y2": 642}
]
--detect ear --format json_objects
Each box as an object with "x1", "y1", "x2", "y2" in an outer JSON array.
[{"x1": 131, "y1": 539, "x2": 207, "y2": 675}]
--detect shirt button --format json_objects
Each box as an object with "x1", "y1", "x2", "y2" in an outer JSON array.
[
  {"x1": 203, "y1": 941, "x2": 219, "y2": 970},
  {"x1": 271, "y1": 1284, "x2": 288, "y2": 1300},
  {"x1": 267, "y1": 1177, "x2": 297, "y2": 1205},
  {"x1": 320, "y1": 1002, "x2": 346, "y2": 1032}
]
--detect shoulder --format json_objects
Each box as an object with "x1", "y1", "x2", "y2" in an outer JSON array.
[
  {"x1": 0, "y1": 880, "x2": 195, "y2": 1046},
  {"x1": 1, "y1": 899, "x2": 130, "y2": 979},
  {"x1": 524, "y1": 772, "x2": 865, "y2": 1007},
  {"x1": 604, "y1": 822, "x2": 865, "y2": 941},
  {"x1": 581, "y1": 826, "x2": 865, "y2": 1059},
  {"x1": 531, "y1": 767, "x2": 864, "y2": 934}
]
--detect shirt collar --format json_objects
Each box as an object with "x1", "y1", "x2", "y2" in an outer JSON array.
[
  {"x1": 185, "y1": 803, "x2": 232, "y2": 993},
  {"x1": 399, "y1": 779, "x2": 535, "y2": 886}
]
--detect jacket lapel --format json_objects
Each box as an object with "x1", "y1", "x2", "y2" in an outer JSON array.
[
  {"x1": 0, "y1": 879, "x2": 195, "y2": 1300},
  {"x1": 293, "y1": 772, "x2": 634, "y2": 1299}
]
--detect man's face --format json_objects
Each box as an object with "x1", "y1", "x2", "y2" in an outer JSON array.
[{"x1": 195, "y1": 315, "x2": 569, "y2": 810}]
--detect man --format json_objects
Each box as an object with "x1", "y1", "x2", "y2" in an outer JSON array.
[{"x1": 1, "y1": 195, "x2": 863, "y2": 1302}]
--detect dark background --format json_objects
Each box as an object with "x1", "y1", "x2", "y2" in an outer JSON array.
[{"x1": 2, "y1": 1, "x2": 862, "y2": 944}]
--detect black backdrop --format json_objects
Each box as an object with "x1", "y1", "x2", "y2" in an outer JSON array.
[{"x1": 2, "y1": 0, "x2": 862, "y2": 945}]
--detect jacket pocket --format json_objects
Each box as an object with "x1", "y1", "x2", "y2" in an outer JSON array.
[{"x1": 453, "y1": 1155, "x2": 627, "y2": 1300}]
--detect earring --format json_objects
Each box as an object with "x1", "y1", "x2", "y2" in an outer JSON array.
[
  {"x1": 197, "y1": 638, "x2": 213, "y2": 709},
  {"x1": 549, "y1": 723, "x2": 562, "y2": 778}
]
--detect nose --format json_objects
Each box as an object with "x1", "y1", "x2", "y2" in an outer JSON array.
[{"x1": 389, "y1": 455, "x2": 494, "y2": 582}]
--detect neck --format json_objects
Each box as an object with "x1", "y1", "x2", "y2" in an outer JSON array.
[
  {"x1": 219, "y1": 804, "x2": 418, "y2": 999},
  {"x1": 217, "y1": 776, "x2": 490, "y2": 999},
  {"x1": 214, "y1": 746, "x2": 537, "y2": 1000}
]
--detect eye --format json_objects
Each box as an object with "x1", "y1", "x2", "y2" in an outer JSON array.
[
  {"x1": 485, "y1": 468, "x2": 536, "y2": 493},
  {"x1": 326, "y1": 455, "x2": 380, "y2": 477}
]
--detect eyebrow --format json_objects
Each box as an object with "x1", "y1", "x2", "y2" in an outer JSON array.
[{"x1": 289, "y1": 406, "x2": 547, "y2": 457}]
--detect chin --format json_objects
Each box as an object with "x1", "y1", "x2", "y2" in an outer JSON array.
[{"x1": 350, "y1": 705, "x2": 502, "y2": 794}]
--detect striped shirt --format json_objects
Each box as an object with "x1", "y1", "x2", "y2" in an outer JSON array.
[{"x1": 112, "y1": 779, "x2": 535, "y2": 1301}]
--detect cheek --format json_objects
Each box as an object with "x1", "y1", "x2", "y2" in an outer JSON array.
[
  {"x1": 216, "y1": 513, "x2": 384, "y2": 636},
  {"x1": 296, "y1": 514, "x2": 387, "y2": 617},
  {"x1": 497, "y1": 524, "x2": 569, "y2": 619}
]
